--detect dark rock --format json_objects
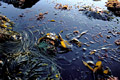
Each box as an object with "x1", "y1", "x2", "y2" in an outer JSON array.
[
  {"x1": 0, "y1": 0, "x2": 40, "y2": 9},
  {"x1": 115, "y1": 39, "x2": 120, "y2": 45}
]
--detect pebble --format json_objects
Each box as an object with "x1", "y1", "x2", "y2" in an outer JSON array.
[
  {"x1": 72, "y1": 58, "x2": 76, "y2": 61},
  {"x1": 82, "y1": 48, "x2": 87, "y2": 51},
  {"x1": 106, "y1": 35, "x2": 111, "y2": 39}
]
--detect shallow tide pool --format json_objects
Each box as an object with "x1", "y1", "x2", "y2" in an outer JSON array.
[{"x1": 0, "y1": 0, "x2": 120, "y2": 80}]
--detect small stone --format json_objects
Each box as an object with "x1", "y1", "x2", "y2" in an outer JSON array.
[
  {"x1": 77, "y1": 69, "x2": 80, "y2": 72},
  {"x1": 0, "y1": 60, "x2": 3, "y2": 66},
  {"x1": 75, "y1": 52, "x2": 79, "y2": 55},
  {"x1": 37, "y1": 13, "x2": 44, "y2": 20},
  {"x1": 44, "y1": 11, "x2": 48, "y2": 14},
  {"x1": 116, "y1": 32, "x2": 120, "y2": 34},
  {"x1": 103, "y1": 53, "x2": 108, "y2": 58},
  {"x1": 72, "y1": 58, "x2": 76, "y2": 61},
  {"x1": 19, "y1": 15, "x2": 24, "y2": 17},
  {"x1": 76, "y1": 56, "x2": 80, "y2": 59},
  {"x1": 115, "y1": 39, "x2": 120, "y2": 45},
  {"x1": 73, "y1": 30, "x2": 79, "y2": 34},
  {"x1": 82, "y1": 48, "x2": 87, "y2": 51},
  {"x1": 106, "y1": 35, "x2": 111, "y2": 39}
]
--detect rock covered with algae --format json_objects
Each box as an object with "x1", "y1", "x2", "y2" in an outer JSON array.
[
  {"x1": 0, "y1": 0, "x2": 40, "y2": 9},
  {"x1": 105, "y1": 0, "x2": 120, "y2": 16},
  {"x1": 0, "y1": 15, "x2": 61, "y2": 80},
  {"x1": 0, "y1": 14, "x2": 14, "y2": 29},
  {"x1": 37, "y1": 32, "x2": 73, "y2": 56},
  {"x1": 105, "y1": 0, "x2": 120, "y2": 9},
  {"x1": 0, "y1": 14, "x2": 21, "y2": 42}
]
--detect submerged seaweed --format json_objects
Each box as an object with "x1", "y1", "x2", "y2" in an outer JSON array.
[
  {"x1": 0, "y1": 32, "x2": 61, "y2": 80},
  {"x1": 0, "y1": 15, "x2": 61, "y2": 80},
  {"x1": 1, "y1": 51, "x2": 60, "y2": 80}
]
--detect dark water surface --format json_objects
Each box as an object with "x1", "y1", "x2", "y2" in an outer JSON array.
[{"x1": 0, "y1": 0, "x2": 120, "y2": 80}]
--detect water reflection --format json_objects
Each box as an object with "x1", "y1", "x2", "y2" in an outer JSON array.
[
  {"x1": 0, "y1": 0, "x2": 39, "y2": 9},
  {"x1": 0, "y1": 0, "x2": 120, "y2": 80}
]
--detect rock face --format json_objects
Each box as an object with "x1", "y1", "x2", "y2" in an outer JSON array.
[
  {"x1": 0, "y1": 14, "x2": 14, "y2": 28},
  {"x1": 106, "y1": 0, "x2": 119, "y2": 9},
  {"x1": 0, "y1": 0, "x2": 39, "y2": 9},
  {"x1": 105, "y1": 0, "x2": 120, "y2": 16},
  {"x1": 84, "y1": 10, "x2": 113, "y2": 21},
  {"x1": 79, "y1": 6, "x2": 113, "y2": 21},
  {"x1": 0, "y1": 14, "x2": 21, "y2": 42}
]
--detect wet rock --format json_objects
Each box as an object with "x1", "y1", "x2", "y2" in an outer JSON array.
[
  {"x1": 105, "y1": 0, "x2": 119, "y2": 9},
  {"x1": 108, "y1": 31, "x2": 116, "y2": 36},
  {"x1": 0, "y1": 15, "x2": 21, "y2": 42},
  {"x1": 115, "y1": 39, "x2": 120, "y2": 45},
  {"x1": 19, "y1": 13, "x2": 24, "y2": 17},
  {"x1": 76, "y1": 56, "x2": 80, "y2": 59},
  {"x1": 0, "y1": 14, "x2": 14, "y2": 28},
  {"x1": 90, "y1": 50, "x2": 97, "y2": 55},
  {"x1": 44, "y1": 11, "x2": 48, "y2": 14},
  {"x1": 65, "y1": 33, "x2": 73, "y2": 39},
  {"x1": 105, "y1": 0, "x2": 120, "y2": 16},
  {"x1": 54, "y1": 3, "x2": 71, "y2": 10},
  {"x1": 19, "y1": 15, "x2": 24, "y2": 17},
  {"x1": 89, "y1": 41, "x2": 95, "y2": 44},
  {"x1": 77, "y1": 30, "x2": 88, "y2": 39},
  {"x1": 78, "y1": 8, "x2": 86, "y2": 11},
  {"x1": 80, "y1": 6, "x2": 113, "y2": 21},
  {"x1": 103, "y1": 53, "x2": 108, "y2": 58},
  {"x1": 37, "y1": 13, "x2": 44, "y2": 20},
  {"x1": 37, "y1": 12, "x2": 48, "y2": 20},
  {"x1": 116, "y1": 32, "x2": 120, "y2": 34},
  {"x1": 82, "y1": 48, "x2": 87, "y2": 51},
  {"x1": 3, "y1": 6, "x2": 6, "y2": 8},
  {"x1": 0, "y1": 0, "x2": 40, "y2": 9},
  {"x1": 0, "y1": 30, "x2": 21, "y2": 42},
  {"x1": 98, "y1": 32, "x2": 103, "y2": 38},
  {"x1": 38, "y1": 32, "x2": 72, "y2": 55},
  {"x1": 0, "y1": 2, "x2": 1, "y2": 6},
  {"x1": 62, "y1": 5, "x2": 68, "y2": 9},
  {"x1": 69, "y1": 37, "x2": 82, "y2": 47},
  {"x1": 73, "y1": 30, "x2": 79, "y2": 35},
  {"x1": 106, "y1": 35, "x2": 111, "y2": 39},
  {"x1": 0, "y1": 15, "x2": 60, "y2": 80},
  {"x1": 0, "y1": 60, "x2": 3, "y2": 66},
  {"x1": 86, "y1": 61, "x2": 94, "y2": 65},
  {"x1": 84, "y1": 10, "x2": 113, "y2": 21},
  {"x1": 72, "y1": 58, "x2": 76, "y2": 61}
]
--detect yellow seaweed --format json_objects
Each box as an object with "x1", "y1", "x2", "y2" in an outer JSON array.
[
  {"x1": 93, "y1": 61, "x2": 102, "y2": 73},
  {"x1": 103, "y1": 69, "x2": 109, "y2": 74},
  {"x1": 90, "y1": 50, "x2": 96, "y2": 55},
  {"x1": 50, "y1": 19, "x2": 55, "y2": 22},
  {"x1": 60, "y1": 40, "x2": 67, "y2": 48},
  {"x1": 82, "y1": 60, "x2": 94, "y2": 71}
]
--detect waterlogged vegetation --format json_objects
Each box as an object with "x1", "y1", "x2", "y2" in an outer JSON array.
[{"x1": 0, "y1": 0, "x2": 120, "y2": 80}]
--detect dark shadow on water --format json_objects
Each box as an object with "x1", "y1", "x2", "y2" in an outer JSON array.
[{"x1": 0, "y1": 0, "x2": 40, "y2": 9}]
